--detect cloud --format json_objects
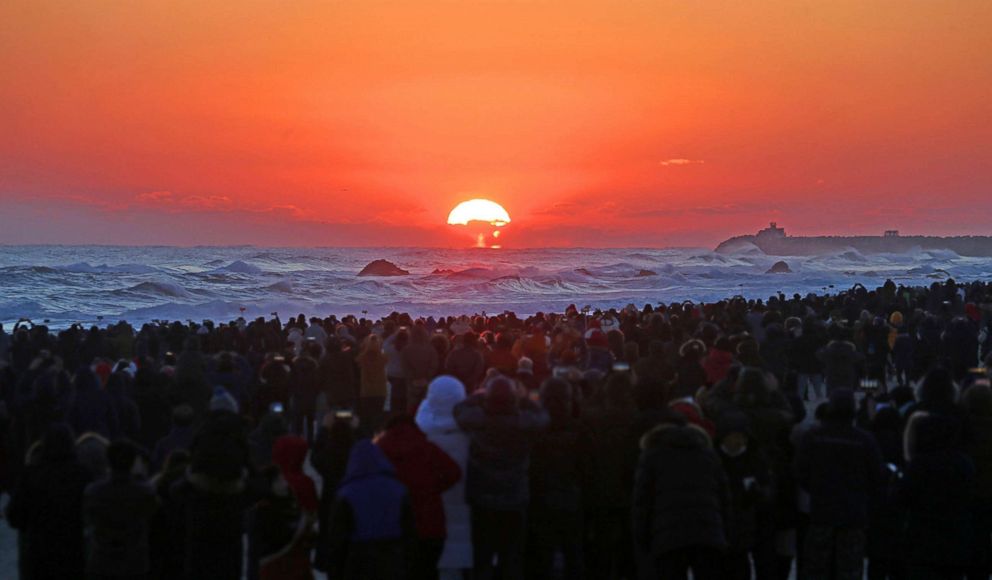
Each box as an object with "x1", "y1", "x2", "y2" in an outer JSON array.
[{"x1": 659, "y1": 158, "x2": 705, "y2": 167}]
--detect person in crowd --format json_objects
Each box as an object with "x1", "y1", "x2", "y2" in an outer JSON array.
[
  {"x1": 961, "y1": 382, "x2": 992, "y2": 580},
  {"x1": 403, "y1": 325, "x2": 440, "y2": 412},
  {"x1": 584, "y1": 371, "x2": 639, "y2": 580},
  {"x1": 525, "y1": 376, "x2": 592, "y2": 579},
  {"x1": 415, "y1": 375, "x2": 474, "y2": 579},
  {"x1": 377, "y1": 413, "x2": 462, "y2": 580},
  {"x1": 356, "y1": 334, "x2": 388, "y2": 429},
  {"x1": 795, "y1": 388, "x2": 885, "y2": 580},
  {"x1": 714, "y1": 409, "x2": 776, "y2": 580},
  {"x1": 311, "y1": 411, "x2": 358, "y2": 573},
  {"x1": 454, "y1": 374, "x2": 549, "y2": 580},
  {"x1": 899, "y1": 393, "x2": 975, "y2": 579},
  {"x1": 326, "y1": 439, "x2": 416, "y2": 580},
  {"x1": 634, "y1": 410, "x2": 729, "y2": 580},
  {"x1": 69, "y1": 367, "x2": 120, "y2": 440},
  {"x1": 251, "y1": 465, "x2": 314, "y2": 580},
  {"x1": 817, "y1": 326, "x2": 864, "y2": 394},
  {"x1": 446, "y1": 331, "x2": 486, "y2": 393},
  {"x1": 7, "y1": 423, "x2": 93, "y2": 579},
  {"x1": 151, "y1": 404, "x2": 195, "y2": 471},
  {"x1": 385, "y1": 325, "x2": 411, "y2": 413},
  {"x1": 289, "y1": 341, "x2": 322, "y2": 442},
  {"x1": 83, "y1": 439, "x2": 160, "y2": 579},
  {"x1": 170, "y1": 388, "x2": 252, "y2": 580}
]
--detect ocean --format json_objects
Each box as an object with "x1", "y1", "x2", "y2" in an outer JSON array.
[{"x1": 1, "y1": 244, "x2": 990, "y2": 328}]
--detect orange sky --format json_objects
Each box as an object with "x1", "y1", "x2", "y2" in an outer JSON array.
[{"x1": 1, "y1": 0, "x2": 990, "y2": 247}]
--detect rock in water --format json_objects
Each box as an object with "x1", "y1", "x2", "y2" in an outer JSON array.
[
  {"x1": 358, "y1": 259, "x2": 410, "y2": 277},
  {"x1": 765, "y1": 261, "x2": 792, "y2": 274},
  {"x1": 636, "y1": 269, "x2": 657, "y2": 277}
]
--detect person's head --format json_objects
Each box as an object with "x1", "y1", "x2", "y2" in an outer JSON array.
[
  {"x1": 962, "y1": 382, "x2": 992, "y2": 418},
  {"x1": 107, "y1": 439, "x2": 143, "y2": 478},
  {"x1": 918, "y1": 367, "x2": 957, "y2": 410},
  {"x1": 516, "y1": 357, "x2": 534, "y2": 378},
  {"x1": 825, "y1": 388, "x2": 856, "y2": 424},
  {"x1": 484, "y1": 375, "x2": 518, "y2": 415}
]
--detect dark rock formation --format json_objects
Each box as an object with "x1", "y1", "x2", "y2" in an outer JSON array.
[
  {"x1": 636, "y1": 269, "x2": 657, "y2": 277},
  {"x1": 358, "y1": 259, "x2": 410, "y2": 277},
  {"x1": 766, "y1": 261, "x2": 792, "y2": 274}
]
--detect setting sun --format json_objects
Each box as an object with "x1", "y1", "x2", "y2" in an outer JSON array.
[{"x1": 446, "y1": 199, "x2": 512, "y2": 227}]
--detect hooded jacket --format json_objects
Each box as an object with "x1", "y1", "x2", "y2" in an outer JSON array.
[
  {"x1": 376, "y1": 419, "x2": 461, "y2": 539},
  {"x1": 273, "y1": 435, "x2": 319, "y2": 513},
  {"x1": 633, "y1": 423, "x2": 729, "y2": 555},
  {"x1": 328, "y1": 440, "x2": 415, "y2": 580},
  {"x1": 415, "y1": 375, "x2": 473, "y2": 569}
]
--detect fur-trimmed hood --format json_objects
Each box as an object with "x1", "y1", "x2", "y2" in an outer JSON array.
[{"x1": 640, "y1": 422, "x2": 712, "y2": 452}]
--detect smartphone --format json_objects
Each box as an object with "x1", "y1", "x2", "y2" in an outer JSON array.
[
  {"x1": 612, "y1": 362, "x2": 631, "y2": 373},
  {"x1": 859, "y1": 378, "x2": 880, "y2": 393},
  {"x1": 270, "y1": 402, "x2": 284, "y2": 414},
  {"x1": 335, "y1": 410, "x2": 354, "y2": 420}
]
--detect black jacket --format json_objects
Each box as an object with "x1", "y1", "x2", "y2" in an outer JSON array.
[
  {"x1": 794, "y1": 420, "x2": 884, "y2": 528},
  {"x1": 454, "y1": 394, "x2": 549, "y2": 509},
  {"x1": 7, "y1": 458, "x2": 92, "y2": 579},
  {"x1": 633, "y1": 423, "x2": 729, "y2": 555},
  {"x1": 83, "y1": 475, "x2": 160, "y2": 577}
]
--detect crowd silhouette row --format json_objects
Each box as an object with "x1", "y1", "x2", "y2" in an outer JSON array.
[{"x1": 1, "y1": 278, "x2": 991, "y2": 580}]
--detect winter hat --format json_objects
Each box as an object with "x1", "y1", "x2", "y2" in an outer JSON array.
[
  {"x1": 516, "y1": 357, "x2": 534, "y2": 376},
  {"x1": 415, "y1": 375, "x2": 467, "y2": 432},
  {"x1": 209, "y1": 386, "x2": 239, "y2": 414}
]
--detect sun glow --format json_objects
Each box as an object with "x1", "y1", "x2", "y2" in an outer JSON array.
[{"x1": 446, "y1": 199, "x2": 511, "y2": 226}]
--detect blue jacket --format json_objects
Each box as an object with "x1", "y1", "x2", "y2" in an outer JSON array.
[{"x1": 336, "y1": 440, "x2": 408, "y2": 541}]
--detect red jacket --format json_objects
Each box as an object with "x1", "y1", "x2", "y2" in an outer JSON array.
[
  {"x1": 272, "y1": 435, "x2": 319, "y2": 513},
  {"x1": 702, "y1": 348, "x2": 734, "y2": 386},
  {"x1": 376, "y1": 419, "x2": 461, "y2": 539}
]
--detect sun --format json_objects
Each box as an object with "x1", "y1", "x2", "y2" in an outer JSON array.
[
  {"x1": 447, "y1": 198, "x2": 511, "y2": 248},
  {"x1": 447, "y1": 199, "x2": 511, "y2": 226}
]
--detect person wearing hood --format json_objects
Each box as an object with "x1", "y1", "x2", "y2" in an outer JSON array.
[
  {"x1": 795, "y1": 388, "x2": 884, "y2": 580},
  {"x1": 327, "y1": 439, "x2": 416, "y2": 580},
  {"x1": 376, "y1": 413, "x2": 462, "y2": 580},
  {"x1": 415, "y1": 375, "x2": 473, "y2": 579},
  {"x1": 7, "y1": 422, "x2": 93, "y2": 580},
  {"x1": 525, "y1": 377, "x2": 592, "y2": 580},
  {"x1": 633, "y1": 412, "x2": 729, "y2": 580},
  {"x1": 454, "y1": 375, "x2": 549, "y2": 580},
  {"x1": 714, "y1": 410, "x2": 776, "y2": 580},
  {"x1": 257, "y1": 435, "x2": 317, "y2": 580},
  {"x1": 83, "y1": 439, "x2": 160, "y2": 578},
  {"x1": 252, "y1": 465, "x2": 314, "y2": 580},
  {"x1": 703, "y1": 336, "x2": 735, "y2": 387}
]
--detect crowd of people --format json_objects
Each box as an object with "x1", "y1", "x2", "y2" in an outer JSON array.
[{"x1": 1, "y1": 278, "x2": 991, "y2": 580}]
